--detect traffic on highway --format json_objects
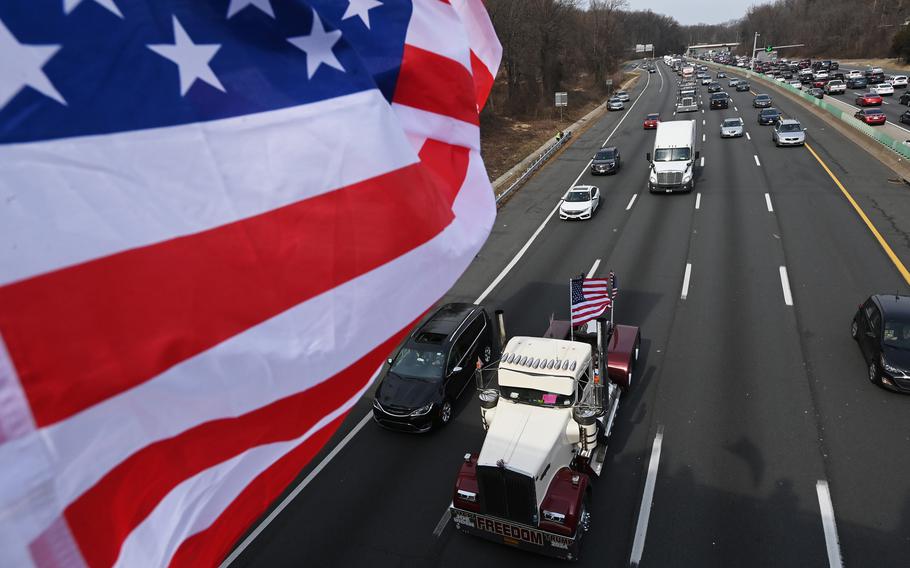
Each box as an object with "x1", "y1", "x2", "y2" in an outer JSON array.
[{"x1": 228, "y1": 57, "x2": 910, "y2": 568}]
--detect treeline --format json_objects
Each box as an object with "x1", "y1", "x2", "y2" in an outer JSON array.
[
  {"x1": 485, "y1": 0, "x2": 688, "y2": 117},
  {"x1": 688, "y1": 0, "x2": 910, "y2": 60}
]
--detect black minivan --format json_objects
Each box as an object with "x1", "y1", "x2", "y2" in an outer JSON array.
[
  {"x1": 373, "y1": 303, "x2": 494, "y2": 432},
  {"x1": 852, "y1": 294, "x2": 910, "y2": 392}
]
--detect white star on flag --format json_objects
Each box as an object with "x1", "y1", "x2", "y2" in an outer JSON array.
[
  {"x1": 147, "y1": 16, "x2": 225, "y2": 96},
  {"x1": 226, "y1": 0, "x2": 274, "y2": 19},
  {"x1": 343, "y1": 0, "x2": 382, "y2": 29},
  {"x1": 0, "y1": 20, "x2": 66, "y2": 110},
  {"x1": 287, "y1": 10, "x2": 345, "y2": 80},
  {"x1": 63, "y1": 0, "x2": 123, "y2": 18}
]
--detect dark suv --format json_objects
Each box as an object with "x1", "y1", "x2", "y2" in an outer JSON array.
[
  {"x1": 373, "y1": 303, "x2": 494, "y2": 432},
  {"x1": 852, "y1": 294, "x2": 910, "y2": 392},
  {"x1": 758, "y1": 107, "x2": 782, "y2": 125},
  {"x1": 847, "y1": 76, "x2": 869, "y2": 89},
  {"x1": 591, "y1": 146, "x2": 622, "y2": 174},
  {"x1": 710, "y1": 92, "x2": 730, "y2": 109}
]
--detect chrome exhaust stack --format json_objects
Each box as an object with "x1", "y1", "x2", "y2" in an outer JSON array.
[
  {"x1": 593, "y1": 317, "x2": 607, "y2": 416},
  {"x1": 495, "y1": 309, "x2": 506, "y2": 351}
]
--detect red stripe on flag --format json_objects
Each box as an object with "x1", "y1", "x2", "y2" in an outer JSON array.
[
  {"x1": 469, "y1": 50, "x2": 495, "y2": 109},
  {"x1": 64, "y1": 324, "x2": 413, "y2": 568},
  {"x1": 0, "y1": 143, "x2": 469, "y2": 427},
  {"x1": 393, "y1": 44, "x2": 479, "y2": 126},
  {"x1": 168, "y1": 412, "x2": 347, "y2": 568}
]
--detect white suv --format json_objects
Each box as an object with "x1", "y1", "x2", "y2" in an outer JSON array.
[{"x1": 890, "y1": 75, "x2": 908, "y2": 88}]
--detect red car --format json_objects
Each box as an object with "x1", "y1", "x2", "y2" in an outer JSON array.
[
  {"x1": 855, "y1": 108, "x2": 887, "y2": 125},
  {"x1": 812, "y1": 78, "x2": 828, "y2": 88},
  {"x1": 643, "y1": 113, "x2": 660, "y2": 129},
  {"x1": 855, "y1": 93, "x2": 883, "y2": 106}
]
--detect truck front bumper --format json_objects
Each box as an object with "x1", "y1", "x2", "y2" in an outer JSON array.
[{"x1": 450, "y1": 507, "x2": 582, "y2": 561}]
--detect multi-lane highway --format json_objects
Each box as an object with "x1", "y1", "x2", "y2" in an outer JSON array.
[{"x1": 227, "y1": 60, "x2": 910, "y2": 567}]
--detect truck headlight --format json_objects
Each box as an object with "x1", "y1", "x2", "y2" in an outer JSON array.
[
  {"x1": 411, "y1": 403, "x2": 434, "y2": 416},
  {"x1": 649, "y1": 171, "x2": 657, "y2": 182},
  {"x1": 456, "y1": 489, "x2": 477, "y2": 503},
  {"x1": 542, "y1": 510, "x2": 566, "y2": 523},
  {"x1": 682, "y1": 171, "x2": 692, "y2": 182}
]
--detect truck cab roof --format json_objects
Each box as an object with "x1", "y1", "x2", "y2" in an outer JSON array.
[{"x1": 498, "y1": 336, "x2": 590, "y2": 396}]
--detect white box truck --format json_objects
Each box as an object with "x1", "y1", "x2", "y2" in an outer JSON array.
[{"x1": 646, "y1": 120, "x2": 698, "y2": 193}]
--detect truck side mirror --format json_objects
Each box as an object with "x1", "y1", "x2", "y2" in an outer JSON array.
[{"x1": 646, "y1": 152, "x2": 651, "y2": 161}]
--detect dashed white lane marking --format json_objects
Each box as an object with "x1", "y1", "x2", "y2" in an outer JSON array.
[
  {"x1": 702, "y1": 119, "x2": 706, "y2": 125},
  {"x1": 587, "y1": 258, "x2": 601, "y2": 278},
  {"x1": 629, "y1": 427, "x2": 665, "y2": 567},
  {"x1": 702, "y1": 133, "x2": 706, "y2": 142},
  {"x1": 701, "y1": 109, "x2": 705, "y2": 114},
  {"x1": 695, "y1": 192, "x2": 701, "y2": 210},
  {"x1": 626, "y1": 193, "x2": 638, "y2": 211},
  {"x1": 734, "y1": 106, "x2": 739, "y2": 111},
  {"x1": 754, "y1": 154, "x2": 761, "y2": 166},
  {"x1": 746, "y1": 132, "x2": 751, "y2": 140},
  {"x1": 816, "y1": 481, "x2": 843, "y2": 568},
  {"x1": 681, "y1": 263, "x2": 692, "y2": 300},
  {"x1": 779, "y1": 266, "x2": 794, "y2": 306},
  {"x1": 700, "y1": 156, "x2": 705, "y2": 167},
  {"x1": 433, "y1": 509, "x2": 451, "y2": 537},
  {"x1": 765, "y1": 193, "x2": 774, "y2": 212}
]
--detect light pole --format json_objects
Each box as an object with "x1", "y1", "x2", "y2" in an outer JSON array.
[{"x1": 751, "y1": 32, "x2": 760, "y2": 70}]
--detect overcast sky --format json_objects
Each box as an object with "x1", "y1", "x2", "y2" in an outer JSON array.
[{"x1": 625, "y1": 0, "x2": 759, "y2": 26}]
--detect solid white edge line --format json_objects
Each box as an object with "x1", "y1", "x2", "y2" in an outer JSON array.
[
  {"x1": 754, "y1": 154, "x2": 761, "y2": 166},
  {"x1": 681, "y1": 263, "x2": 692, "y2": 300},
  {"x1": 765, "y1": 192, "x2": 774, "y2": 212},
  {"x1": 746, "y1": 132, "x2": 751, "y2": 140},
  {"x1": 220, "y1": 409, "x2": 375, "y2": 567},
  {"x1": 816, "y1": 480, "x2": 844, "y2": 568},
  {"x1": 587, "y1": 258, "x2": 602, "y2": 278},
  {"x1": 629, "y1": 426, "x2": 664, "y2": 567},
  {"x1": 695, "y1": 193, "x2": 701, "y2": 210},
  {"x1": 626, "y1": 193, "x2": 638, "y2": 211},
  {"x1": 779, "y1": 265, "x2": 794, "y2": 306}
]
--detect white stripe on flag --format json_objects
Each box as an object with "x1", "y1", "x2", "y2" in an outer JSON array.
[
  {"x1": 0, "y1": 90, "x2": 415, "y2": 285},
  {"x1": 450, "y1": 0, "x2": 502, "y2": 71},
  {"x1": 406, "y1": 0, "x2": 471, "y2": 71}
]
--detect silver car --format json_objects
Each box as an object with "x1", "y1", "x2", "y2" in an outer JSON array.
[
  {"x1": 720, "y1": 117, "x2": 744, "y2": 138},
  {"x1": 608, "y1": 97, "x2": 624, "y2": 111},
  {"x1": 772, "y1": 118, "x2": 806, "y2": 146},
  {"x1": 615, "y1": 90, "x2": 630, "y2": 102}
]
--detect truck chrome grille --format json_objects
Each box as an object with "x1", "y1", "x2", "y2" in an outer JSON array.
[{"x1": 657, "y1": 171, "x2": 683, "y2": 186}]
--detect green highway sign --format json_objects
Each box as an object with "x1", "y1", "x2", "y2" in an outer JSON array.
[{"x1": 766, "y1": 46, "x2": 773, "y2": 53}]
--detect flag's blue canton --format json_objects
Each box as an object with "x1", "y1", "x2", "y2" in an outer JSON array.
[
  {"x1": 0, "y1": 0, "x2": 411, "y2": 144},
  {"x1": 571, "y1": 278, "x2": 585, "y2": 304}
]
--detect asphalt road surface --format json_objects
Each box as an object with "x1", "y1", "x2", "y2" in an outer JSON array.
[{"x1": 228, "y1": 60, "x2": 910, "y2": 567}]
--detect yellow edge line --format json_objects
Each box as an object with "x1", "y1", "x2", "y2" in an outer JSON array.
[{"x1": 804, "y1": 142, "x2": 910, "y2": 286}]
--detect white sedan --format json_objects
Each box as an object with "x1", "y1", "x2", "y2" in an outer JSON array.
[
  {"x1": 890, "y1": 75, "x2": 908, "y2": 88},
  {"x1": 559, "y1": 185, "x2": 601, "y2": 220},
  {"x1": 872, "y1": 83, "x2": 894, "y2": 96}
]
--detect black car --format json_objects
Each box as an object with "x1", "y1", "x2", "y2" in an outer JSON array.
[
  {"x1": 710, "y1": 92, "x2": 730, "y2": 109},
  {"x1": 591, "y1": 146, "x2": 621, "y2": 175},
  {"x1": 758, "y1": 107, "x2": 782, "y2": 125},
  {"x1": 852, "y1": 294, "x2": 910, "y2": 392},
  {"x1": 753, "y1": 94, "x2": 772, "y2": 108},
  {"x1": 373, "y1": 303, "x2": 493, "y2": 432},
  {"x1": 846, "y1": 77, "x2": 868, "y2": 89},
  {"x1": 707, "y1": 82, "x2": 722, "y2": 93},
  {"x1": 900, "y1": 91, "x2": 910, "y2": 106},
  {"x1": 807, "y1": 87, "x2": 824, "y2": 99},
  {"x1": 901, "y1": 110, "x2": 910, "y2": 124},
  {"x1": 736, "y1": 82, "x2": 751, "y2": 92}
]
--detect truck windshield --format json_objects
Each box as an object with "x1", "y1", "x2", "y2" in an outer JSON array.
[
  {"x1": 654, "y1": 148, "x2": 691, "y2": 161},
  {"x1": 500, "y1": 386, "x2": 574, "y2": 408},
  {"x1": 390, "y1": 347, "x2": 445, "y2": 380}
]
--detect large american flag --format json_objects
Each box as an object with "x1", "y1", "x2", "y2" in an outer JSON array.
[
  {"x1": 570, "y1": 277, "x2": 613, "y2": 326},
  {"x1": 0, "y1": 1, "x2": 500, "y2": 566}
]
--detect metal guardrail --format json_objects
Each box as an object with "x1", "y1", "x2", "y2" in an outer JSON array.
[
  {"x1": 714, "y1": 63, "x2": 910, "y2": 160},
  {"x1": 495, "y1": 130, "x2": 573, "y2": 204}
]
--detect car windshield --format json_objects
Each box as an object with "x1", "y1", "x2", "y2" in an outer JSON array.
[
  {"x1": 780, "y1": 123, "x2": 802, "y2": 132},
  {"x1": 595, "y1": 150, "x2": 615, "y2": 160},
  {"x1": 723, "y1": 119, "x2": 742, "y2": 127},
  {"x1": 755, "y1": 96, "x2": 770, "y2": 101},
  {"x1": 646, "y1": 114, "x2": 659, "y2": 120},
  {"x1": 565, "y1": 190, "x2": 591, "y2": 202},
  {"x1": 866, "y1": 110, "x2": 883, "y2": 115},
  {"x1": 654, "y1": 147, "x2": 691, "y2": 161},
  {"x1": 711, "y1": 94, "x2": 726, "y2": 99},
  {"x1": 883, "y1": 317, "x2": 910, "y2": 349},
  {"x1": 390, "y1": 347, "x2": 445, "y2": 380},
  {"x1": 761, "y1": 109, "x2": 779, "y2": 116},
  {"x1": 500, "y1": 385, "x2": 574, "y2": 408}
]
